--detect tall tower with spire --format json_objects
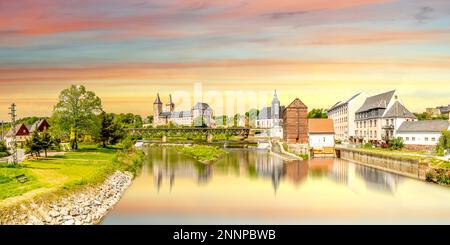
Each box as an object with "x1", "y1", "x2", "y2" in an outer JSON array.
[
  {"x1": 153, "y1": 93, "x2": 163, "y2": 127},
  {"x1": 166, "y1": 94, "x2": 175, "y2": 112},
  {"x1": 271, "y1": 90, "x2": 280, "y2": 122}
]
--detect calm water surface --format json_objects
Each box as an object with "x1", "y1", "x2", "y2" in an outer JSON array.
[{"x1": 102, "y1": 146, "x2": 450, "y2": 224}]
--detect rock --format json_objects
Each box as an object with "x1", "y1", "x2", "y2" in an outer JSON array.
[
  {"x1": 63, "y1": 219, "x2": 74, "y2": 225},
  {"x1": 48, "y1": 210, "x2": 60, "y2": 218}
]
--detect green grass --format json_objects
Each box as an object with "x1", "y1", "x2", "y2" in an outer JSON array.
[
  {"x1": 354, "y1": 147, "x2": 426, "y2": 160},
  {"x1": 176, "y1": 145, "x2": 227, "y2": 163},
  {"x1": 0, "y1": 143, "x2": 143, "y2": 201}
]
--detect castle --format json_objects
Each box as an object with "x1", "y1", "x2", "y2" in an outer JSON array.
[{"x1": 153, "y1": 93, "x2": 214, "y2": 127}]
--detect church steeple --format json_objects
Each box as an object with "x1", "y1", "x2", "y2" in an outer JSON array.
[{"x1": 271, "y1": 90, "x2": 280, "y2": 120}]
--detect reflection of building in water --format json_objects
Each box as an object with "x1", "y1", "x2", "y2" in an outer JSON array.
[
  {"x1": 329, "y1": 159, "x2": 350, "y2": 185},
  {"x1": 308, "y1": 158, "x2": 334, "y2": 177},
  {"x1": 285, "y1": 160, "x2": 308, "y2": 186},
  {"x1": 255, "y1": 150, "x2": 285, "y2": 192},
  {"x1": 354, "y1": 164, "x2": 400, "y2": 194},
  {"x1": 152, "y1": 150, "x2": 213, "y2": 191}
]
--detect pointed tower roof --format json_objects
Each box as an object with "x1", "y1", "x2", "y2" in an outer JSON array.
[
  {"x1": 167, "y1": 94, "x2": 174, "y2": 105},
  {"x1": 153, "y1": 93, "x2": 162, "y2": 104}
]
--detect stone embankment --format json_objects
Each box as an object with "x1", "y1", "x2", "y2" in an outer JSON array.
[{"x1": 1, "y1": 171, "x2": 133, "y2": 225}]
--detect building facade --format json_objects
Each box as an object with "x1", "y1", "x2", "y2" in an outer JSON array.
[
  {"x1": 308, "y1": 119, "x2": 335, "y2": 150},
  {"x1": 4, "y1": 119, "x2": 50, "y2": 148},
  {"x1": 327, "y1": 92, "x2": 366, "y2": 143},
  {"x1": 153, "y1": 93, "x2": 213, "y2": 127},
  {"x1": 283, "y1": 98, "x2": 308, "y2": 144},
  {"x1": 256, "y1": 91, "x2": 285, "y2": 138},
  {"x1": 354, "y1": 90, "x2": 416, "y2": 143},
  {"x1": 396, "y1": 120, "x2": 450, "y2": 151}
]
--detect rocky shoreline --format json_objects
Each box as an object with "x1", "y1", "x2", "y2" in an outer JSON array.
[{"x1": 0, "y1": 171, "x2": 133, "y2": 225}]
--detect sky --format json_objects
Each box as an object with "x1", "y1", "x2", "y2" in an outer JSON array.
[{"x1": 0, "y1": 0, "x2": 449, "y2": 120}]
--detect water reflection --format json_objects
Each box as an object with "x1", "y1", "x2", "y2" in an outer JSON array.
[
  {"x1": 103, "y1": 146, "x2": 450, "y2": 225},
  {"x1": 147, "y1": 147, "x2": 402, "y2": 195}
]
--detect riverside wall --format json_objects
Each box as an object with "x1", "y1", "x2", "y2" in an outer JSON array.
[{"x1": 336, "y1": 147, "x2": 427, "y2": 180}]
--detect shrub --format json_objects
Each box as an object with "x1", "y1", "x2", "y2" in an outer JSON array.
[
  {"x1": 0, "y1": 140, "x2": 8, "y2": 153},
  {"x1": 389, "y1": 137, "x2": 404, "y2": 150},
  {"x1": 425, "y1": 171, "x2": 434, "y2": 182},
  {"x1": 436, "y1": 130, "x2": 450, "y2": 156},
  {"x1": 362, "y1": 142, "x2": 373, "y2": 149}
]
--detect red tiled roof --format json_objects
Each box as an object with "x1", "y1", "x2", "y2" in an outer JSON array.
[{"x1": 308, "y1": 119, "x2": 334, "y2": 133}]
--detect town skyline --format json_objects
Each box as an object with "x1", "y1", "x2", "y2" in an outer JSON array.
[
  {"x1": 0, "y1": 85, "x2": 449, "y2": 121},
  {"x1": 1, "y1": 0, "x2": 450, "y2": 119}
]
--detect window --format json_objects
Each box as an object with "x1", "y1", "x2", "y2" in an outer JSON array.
[
  {"x1": 370, "y1": 121, "x2": 372, "y2": 127},
  {"x1": 374, "y1": 130, "x2": 377, "y2": 136},
  {"x1": 323, "y1": 137, "x2": 326, "y2": 142},
  {"x1": 425, "y1": 137, "x2": 429, "y2": 141},
  {"x1": 386, "y1": 119, "x2": 389, "y2": 125},
  {"x1": 374, "y1": 120, "x2": 377, "y2": 127},
  {"x1": 412, "y1": 137, "x2": 416, "y2": 141},
  {"x1": 432, "y1": 138, "x2": 436, "y2": 141},
  {"x1": 406, "y1": 137, "x2": 409, "y2": 141},
  {"x1": 399, "y1": 137, "x2": 403, "y2": 140}
]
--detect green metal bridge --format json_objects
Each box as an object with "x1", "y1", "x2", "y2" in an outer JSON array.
[{"x1": 126, "y1": 127, "x2": 255, "y2": 142}]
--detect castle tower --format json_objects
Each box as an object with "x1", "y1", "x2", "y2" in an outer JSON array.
[
  {"x1": 153, "y1": 93, "x2": 163, "y2": 127},
  {"x1": 166, "y1": 94, "x2": 175, "y2": 112}
]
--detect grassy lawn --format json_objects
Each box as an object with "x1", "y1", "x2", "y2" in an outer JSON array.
[
  {"x1": 176, "y1": 145, "x2": 227, "y2": 163},
  {"x1": 0, "y1": 144, "x2": 142, "y2": 202}
]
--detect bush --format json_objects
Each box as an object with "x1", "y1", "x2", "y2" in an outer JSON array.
[
  {"x1": 388, "y1": 137, "x2": 404, "y2": 150},
  {"x1": 362, "y1": 142, "x2": 373, "y2": 149},
  {"x1": 436, "y1": 130, "x2": 450, "y2": 156},
  {"x1": 0, "y1": 141, "x2": 8, "y2": 153},
  {"x1": 425, "y1": 171, "x2": 434, "y2": 182}
]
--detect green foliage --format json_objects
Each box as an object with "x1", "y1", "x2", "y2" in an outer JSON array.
[
  {"x1": 308, "y1": 108, "x2": 328, "y2": 118},
  {"x1": 0, "y1": 140, "x2": 8, "y2": 153},
  {"x1": 192, "y1": 117, "x2": 207, "y2": 127},
  {"x1": 40, "y1": 129, "x2": 54, "y2": 157},
  {"x1": 414, "y1": 112, "x2": 449, "y2": 121},
  {"x1": 436, "y1": 130, "x2": 450, "y2": 156},
  {"x1": 99, "y1": 112, "x2": 125, "y2": 147},
  {"x1": 25, "y1": 130, "x2": 42, "y2": 156},
  {"x1": 176, "y1": 145, "x2": 227, "y2": 163},
  {"x1": 299, "y1": 154, "x2": 309, "y2": 159},
  {"x1": 388, "y1": 137, "x2": 404, "y2": 150},
  {"x1": 51, "y1": 85, "x2": 102, "y2": 150},
  {"x1": 426, "y1": 171, "x2": 434, "y2": 182},
  {"x1": 362, "y1": 142, "x2": 374, "y2": 149}
]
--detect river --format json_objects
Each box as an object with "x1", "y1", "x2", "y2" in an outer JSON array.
[{"x1": 102, "y1": 146, "x2": 450, "y2": 224}]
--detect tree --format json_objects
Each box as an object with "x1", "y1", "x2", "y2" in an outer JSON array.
[
  {"x1": 388, "y1": 137, "x2": 404, "y2": 150},
  {"x1": 51, "y1": 85, "x2": 102, "y2": 149},
  {"x1": 193, "y1": 117, "x2": 207, "y2": 128},
  {"x1": 436, "y1": 130, "x2": 450, "y2": 156},
  {"x1": 0, "y1": 140, "x2": 8, "y2": 153},
  {"x1": 308, "y1": 109, "x2": 328, "y2": 118},
  {"x1": 146, "y1": 115, "x2": 154, "y2": 124},
  {"x1": 26, "y1": 130, "x2": 42, "y2": 156},
  {"x1": 99, "y1": 112, "x2": 125, "y2": 147},
  {"x1": 40, "y1": 129, "x2": 53, "y2": 158}
]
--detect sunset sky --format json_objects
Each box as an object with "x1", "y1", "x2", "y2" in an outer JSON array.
[{"x1": 1, "y1": 0, "x2": 449, "y2": 120}]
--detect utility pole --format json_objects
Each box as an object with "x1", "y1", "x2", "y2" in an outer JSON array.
[
  {"x1": 1, "y1": 120, "x2": 4, "y2": 141},
  {"x1": 8, "y1": 103, "x2": 17, "y2": 165}
]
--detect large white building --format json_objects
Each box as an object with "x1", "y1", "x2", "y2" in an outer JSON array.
[
  {"x1": 327, "y1": 92, "x2": 366, "y2": 143},
  {"x1": 396, "y1": 120, "x2": 450, "y2": 151},
  {"x1": 256, "y1": 90, "x2": 284, "y2": 138},
  {"x1": 354, "y1": 90, "x2": 416, "y2": 143}
]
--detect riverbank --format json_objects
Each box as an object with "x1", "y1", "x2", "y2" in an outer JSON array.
[
  {"x1": 336, "y1": 146, "x2": 450, "y2": 185},
  {"x1": 0, "y1": 144, "x2": 144, "y2": 224}
]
